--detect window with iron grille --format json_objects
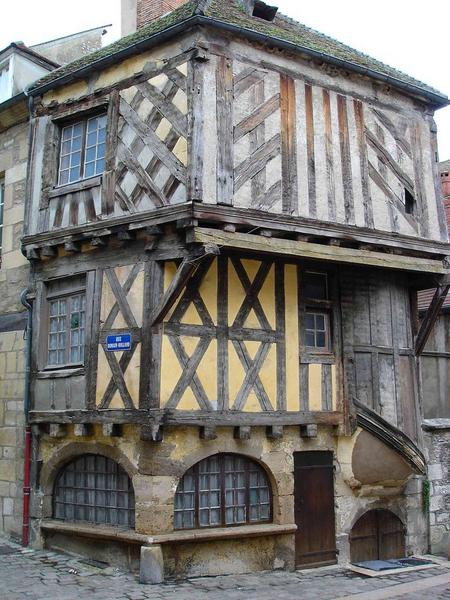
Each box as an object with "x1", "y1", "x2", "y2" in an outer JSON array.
[
  {"x1": 45, "y1": 275, "x2": 86, "y2": 368},
  {"x1": 174, "y1": 454, "x2": 271, "y2": 530},
  {"x1": 58, "y1": 114, "x2": 107, "y2": 186},
  {"x1": 54, "y1": 454, "x2": 135, "y2": 527}
]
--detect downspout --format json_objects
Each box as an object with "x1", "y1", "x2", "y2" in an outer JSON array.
[{"x1": 20, "y1": 289, "x2": 33, "y2": 547}]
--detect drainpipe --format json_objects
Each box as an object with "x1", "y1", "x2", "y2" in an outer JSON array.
[{"x1": 20, "y1": 289, "x2": 32, "y2": 547}]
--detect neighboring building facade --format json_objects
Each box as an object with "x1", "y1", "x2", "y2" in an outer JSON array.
[
  {"x1": 19, "y1": 0, "x2": 450, "y2": 579},
  {"x1": 420, "y1": 159, "x2": 450, "y2": 556},
  {"x1": 0, "y1": 29, "x2": 109, "y2": 540}
]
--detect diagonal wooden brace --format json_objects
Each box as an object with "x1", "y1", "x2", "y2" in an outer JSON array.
[
  {"x1": 415, "y1": 276, "x2": 450, "y2": 355},
  {"x1": 149, "y1": 245, "x2": 219, "y2": 326}
]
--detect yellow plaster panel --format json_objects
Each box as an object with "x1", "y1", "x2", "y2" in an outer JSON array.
[
  {"x1": 199, "y1": 258, "x2": 217, "y2": 325},
  {"x1": 160, "y1": 334, "x2": 183, "y2": 406},
  {"x1": 176, "y1": 62, "x2": 188, "y2": 76},
  {"x1": 228, "y1": 341, "x2": 247, "y2": 408},
  {"x1": 96, "y1": 54, "x2": 156, "y2": 90},
  {"x1": 257, "y1": 264, "x2": 275, "y2": 329},
  {"x1": 109, "y1": 390, "x2": 124, "y2": 409},
  {"x1": 126, "y1": 266, "x2": 144, "y2": 327},
  {"x1": 228, "y1": 260, "x2": 244, "y2": 325},
  {"x1": 180, "y1": 303, "x2": 203, "y2": 325},
  {"x1": 173, "y1": 136, "x2": 187, "y2": 166},
  {"x1": 155, "y1": 117, "x2": 172, "y2": 141},
  {"x1": 123, "y1": 343, "x2": 141, "y2": 405},
  {"x1": 196, "y1": 338, "x2": 217, "y2": 405},
  {"x1": 96, "y1": 345, "x2": 112, "y2": 406},
  {"x1": 149, "y1": 72, "x2": 169, "y2": 91},
  {"x1": 43, "y1": 81, "x2": 89, "y2": 105},
  {"x1": 331, "y1": 364, "x2": 337, "y2": 410},
  {"x1": 308, "y1": 363, "x2": 322, "y2": 411},
  {"x1": 251, "y1": 342, "x2": 276, "y2": 411},
  {"x1": 172, "y1": 88, "x2": 188, "y2": 114},
  {"x1": 285, "y1": 264, "x2": 300, "y2": 411}
]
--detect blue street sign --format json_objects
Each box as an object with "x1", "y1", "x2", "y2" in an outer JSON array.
[{"x1": 106, "y1": 334, "x2": 132, "y2": 351}]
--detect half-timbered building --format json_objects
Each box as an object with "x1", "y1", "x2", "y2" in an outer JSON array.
[{"x1": 21, "y1": 0, "x2": 450, "y2": 579}]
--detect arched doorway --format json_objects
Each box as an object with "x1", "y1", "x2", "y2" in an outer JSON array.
[{"x1": 349, "y1": 509, "x2": 405, "y2": 563}]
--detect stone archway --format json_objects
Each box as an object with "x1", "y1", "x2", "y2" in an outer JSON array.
[{"x1": 349, "y1": 509, "x2": 406, "y2": 563}]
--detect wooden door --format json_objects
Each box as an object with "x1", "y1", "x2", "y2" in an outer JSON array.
[
  {"x1": 294, "y1": 451, "x2": 337, "y2": 567},
  {"x1": 349, "y1": 509, "x2": 405, "y2": 563}
]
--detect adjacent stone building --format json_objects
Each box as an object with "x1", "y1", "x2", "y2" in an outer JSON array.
[
  {"x1": 420, "y1": 159, "x2": 450, "y2": 556},
  {"x1": 0, "y1": 27, "x2": 109, "y2": 541},
  {"x1": 17, "y1": 0, "x2": 450, "y2": 581}
]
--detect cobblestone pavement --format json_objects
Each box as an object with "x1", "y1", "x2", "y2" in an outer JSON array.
[{"x1": 0, "y1": 539, "x2": 449, "y2": 600}]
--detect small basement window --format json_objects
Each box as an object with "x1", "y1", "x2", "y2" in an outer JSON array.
[
  {"x1": 404, "y1": 189, "x2": 415, "y2": 215},
  {"x1": 252, "y1": 0, "x2": 278, "y2": 21}
]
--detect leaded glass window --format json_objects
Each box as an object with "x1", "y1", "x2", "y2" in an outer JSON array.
[
  {"x1": 46, "y1": 276, "x2": 86, "y2": 367},
  {"x1": 174, "y1": 454, "x2": 271, "y2": 530},
  {"x1": 58, "y1": 114, "x2": 106, "y2": 185},
  {"x1": 302, "y1": 271, "x2": 331, "y2": 352},
  {"x1": 54, "y1": 455, "x2": 135, "y2": 527}
]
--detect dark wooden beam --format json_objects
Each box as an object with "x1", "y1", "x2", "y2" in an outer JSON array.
[
  {"x1": 415, "y1": 278, "x2": 450, "y2": 355},
  {"x1": 140, "y1": 424, "x2": 163, "y2": 443},
  {"x1": 149, "y1": 247, "x2": 218, "y2": 326},
  {"x1": 200, "y1": 425, "x2": 218, "y2": 440},
  {"x1": 266, "y1": 425, "x2": 283, "y2": 439},
  {"x1": 73, "y1": 423, "x2": 92, "y2": 437},
  {"x1": 234, "y1": 426, "x2": 251, "y2": 440},
  {"x1": 102, "y1": 423, "x2": 122, "y2": 437},
  {"x1": 300, "y1": 424, "x2": 318, "y2": 438}
]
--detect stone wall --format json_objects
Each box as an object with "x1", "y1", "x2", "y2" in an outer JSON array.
[
  {"x1": 31, "y1": 425, "x2": 425, "y2": 577},
  {"x1": 423, "y1": 427, "x2": 450, "y2": 556},
  {"x1": 0, "y1": 117, "x2": 30, "y2": 539}
]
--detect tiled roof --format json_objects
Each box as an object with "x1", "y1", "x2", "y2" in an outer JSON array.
[{"x1": 29, "y1": 0, "x2": 449, "y2": 105}]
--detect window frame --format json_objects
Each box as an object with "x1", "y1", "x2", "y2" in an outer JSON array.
[
  {"x1": 41, "y1": 275, "x2": 89, "y2": 371},
  {"x1": 300, "y1": 270, "x2": 335, "y2": 358},
  {"x1": 56, "y1": 110, "x2": 107, "y2": 188},
  {"x1": 53, "y1": 454, "x2": 135, "y2": 528},
  {"x1": 174, "y1": 454, "x2": 272, "y2": 531}
]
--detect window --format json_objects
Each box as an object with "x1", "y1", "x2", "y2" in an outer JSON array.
[
  {"x1": 302, "y1": 272, "x2": 331, "y2": 352},
  {"x1": 54, "y1": 454, "x2": 135, "y2": 527},
  {"x1": 58, "y1": 114, "x2": 107, "y2": 186},
  {"x1": 174, "y1": 454, "x2": 271, "y2": 530},
  {"x1": 46, "y1": 276, "x2": 86, "y2": 367},
  {"x1": 0, "y1": 177, "x2": 4, "y2": 254},
  {"x1": 404, "y1": 188, "x2": 415, "y2": 215}
]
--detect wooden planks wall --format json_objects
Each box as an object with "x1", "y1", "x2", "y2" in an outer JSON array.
[
  {"x1": 340, "y1": 268, "x2": 419, "y2": 439},
  {"x1": 420, "y1": 313, "x2": 450, "y2": 419}
]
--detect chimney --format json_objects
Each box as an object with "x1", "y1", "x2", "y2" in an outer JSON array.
[{"x1": 121, "y1": 0, "x2": 188, "y2": 36}]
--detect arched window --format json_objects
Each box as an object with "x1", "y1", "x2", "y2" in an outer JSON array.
[
  {"x1": 174, "y1": 454, "x2": 271, "y2": 530},
  {"x1": 53, "y1": 454, "x2": 135, "y2": 528}
]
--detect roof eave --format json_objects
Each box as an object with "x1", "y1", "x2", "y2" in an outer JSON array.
[{"x1": 29, "y1": 14, "x2": 449, "y2": 109}]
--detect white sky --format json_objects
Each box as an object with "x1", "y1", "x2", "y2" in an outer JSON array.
[{"x1": 1, "y1": 0, "x2": 449, "y2": 159}]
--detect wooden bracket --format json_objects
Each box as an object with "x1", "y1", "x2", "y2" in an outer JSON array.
[
  {"x1": 63, "y1": 241, "x2": 80, "y2": 254},
  {"x1": 41, "y1": 245, "x2": 57, "y2": 258},
  {"x1": 266, "y1": 425, "x2": 283, "y2": 439},
  {"x1": 200, "y1": 426, "x2": 218, "y2": 440},
  {"x1": 102, "y1": 423, "x2": 122, "y2": 437},
  {"x1": 74, "y1": 423, "x2": 93, "y2": 437},
  {"x1": 234, "y1": 426, "x2": 251, "y2": 440},
  {"x1": 48, "y1": 423, "x2": 67, "y2": 438},
  {"x1": 300, "y1": 424, "x2": 317, "y2": 438},
  {"x1": 26, "y1": 248, "x2": 40, "y2": 261},
  {"x1": 141, "y1": 424, "x2": 163, "y2": 443},
  {"x1": 415, "y1": 280, "x2": 450, "y2": 355}
]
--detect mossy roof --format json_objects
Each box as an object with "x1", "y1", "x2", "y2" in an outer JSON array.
[{"x1": 30, "y1": 0, "x2": 448, "y2": 105}]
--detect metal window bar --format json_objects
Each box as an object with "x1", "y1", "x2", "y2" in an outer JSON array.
[
  {"x1": 174, "y1": 454, "x2": 271, "y2": 530},
  {"x1": 54, "y1": 454, "x2": 135, "y2": 528}
]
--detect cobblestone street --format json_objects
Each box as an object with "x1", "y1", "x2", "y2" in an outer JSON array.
[{"x1": 0, "y1": 539, "x2": 450, "y2": 600}]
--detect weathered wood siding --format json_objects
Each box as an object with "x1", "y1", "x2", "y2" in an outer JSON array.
[
  {"x1": 420, "y1": 312, "x2": 450, "y2": 419},
  {"x1": 26, "y1": 34, "x2": 446, "y2": 244},
  {"x1": 205, "y1": 48, "x2": 444, "y2": 241},
  {"x1": 340, "y1": 268, "x2": 418, "y2": 438}
]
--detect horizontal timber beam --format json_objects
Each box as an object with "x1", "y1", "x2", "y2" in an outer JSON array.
[
  {"x1": 189, "y1": 227, "x2": 449, "y2": 275},
  {"x1": 28, "y1": 409, "x2": 342, "y2": 427}
]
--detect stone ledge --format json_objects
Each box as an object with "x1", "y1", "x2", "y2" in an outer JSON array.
[
  {"x1": 422, "y1": 419, "x2": 450, "y2": 431},
  {"x1": 40, "y1": 519, "x2": 296, "y2": 546}
]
